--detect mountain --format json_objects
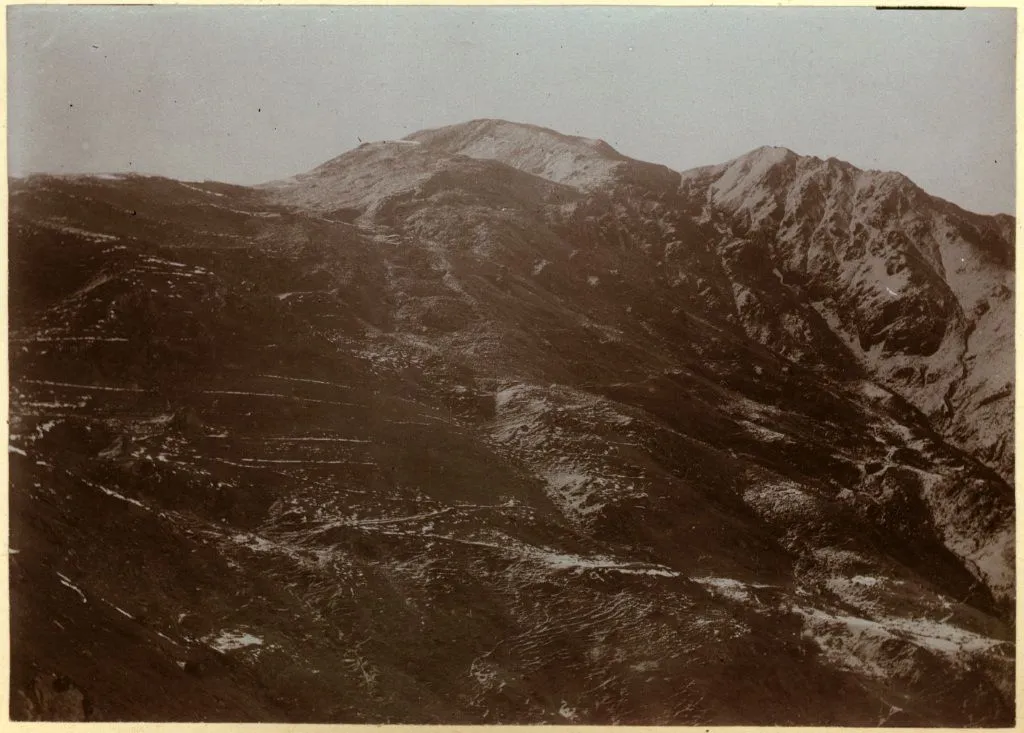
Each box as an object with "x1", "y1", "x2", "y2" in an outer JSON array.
[
  {"x1": 679, "y1": 147, "x2": 1014, "y2": 482},
  {"x1": 7, "y1": 120, "x2": 1015, "y2": 724}
]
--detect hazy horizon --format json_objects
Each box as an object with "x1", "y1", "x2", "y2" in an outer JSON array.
[{"x1": 7, "y1": 6, "x2": 1016, "y2": 215}]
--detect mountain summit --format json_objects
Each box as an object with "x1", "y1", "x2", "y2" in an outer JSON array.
[
  {"x1": 405, "y1": 118, "x2": 682, "y2": 191},
  {"x1": 8, "y1": 119, "x2": 1015, "y2": 725},
  {"x1": 405, "y1": 118, "x2": 629, "y2": 186}
]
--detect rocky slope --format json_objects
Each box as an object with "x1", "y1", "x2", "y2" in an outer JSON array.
[
  {"x1": 7, "y1": 121, "x2": 1015, "y2": 724},
  {"x1": 679, "y1": 147, "x2": 1015, "y2": 482}
]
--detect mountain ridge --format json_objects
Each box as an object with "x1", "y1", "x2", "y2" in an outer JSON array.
[{"x1": 7, "y1": 118, "x2": 1016, "y2": 724}]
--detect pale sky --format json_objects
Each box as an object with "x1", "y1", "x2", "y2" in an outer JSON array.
[{"x1": 7, "y1": 6, "x2": 1016, "y2": 215}]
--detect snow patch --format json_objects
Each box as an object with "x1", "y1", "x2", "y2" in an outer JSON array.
[
  {"x1": 517, "y1": 545, "x2": 680, "y2": 577},
  {"x1": 207, "y1": 630, "x2": 264, "y2": 652},
  {"x1": 56, "y1": 572, "x2": 87, "y2": 604},
  {"x1": 693, "y1": 576, "x2": 772, "y2": 602},
  {"x1": 558, "y1": 701, "x2": 578, "y2": 721}
]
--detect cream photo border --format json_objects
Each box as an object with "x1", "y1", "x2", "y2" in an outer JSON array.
[{"x1": 0, "y1": 1, "x2": 1018, "y2": 732}]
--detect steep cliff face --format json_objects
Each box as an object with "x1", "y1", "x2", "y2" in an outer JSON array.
[
  {"x1": 679, "y1": 148, "x2": 1014, "y2": 482},
  {"x1": 8, "y1": 121, "x2": 1015, "y2": 724}
]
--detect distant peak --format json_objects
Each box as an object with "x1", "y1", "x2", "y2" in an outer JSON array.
[
  {"x1": 751, "y1": 144, "x2": 798, "y2": 155},
  {"x1": 735, "y1": 145, "x2": 800, "y2": 166},
  {"x1": 406, "y1": 118, "x2": 627, "y2": 160},
  {"x1": 399, "y1": 118, "x2": 646, "y2": 189},
  {"x1": 716, "y1": 146, "x2": 923, "y2": 192},
  {"x1": 733, "y1": 146, "x2": 913, "y2": 184}
]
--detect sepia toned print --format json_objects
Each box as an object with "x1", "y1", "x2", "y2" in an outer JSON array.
[{"x1": 6, "y1": 6, "x2": 1015, "y2": 724}]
